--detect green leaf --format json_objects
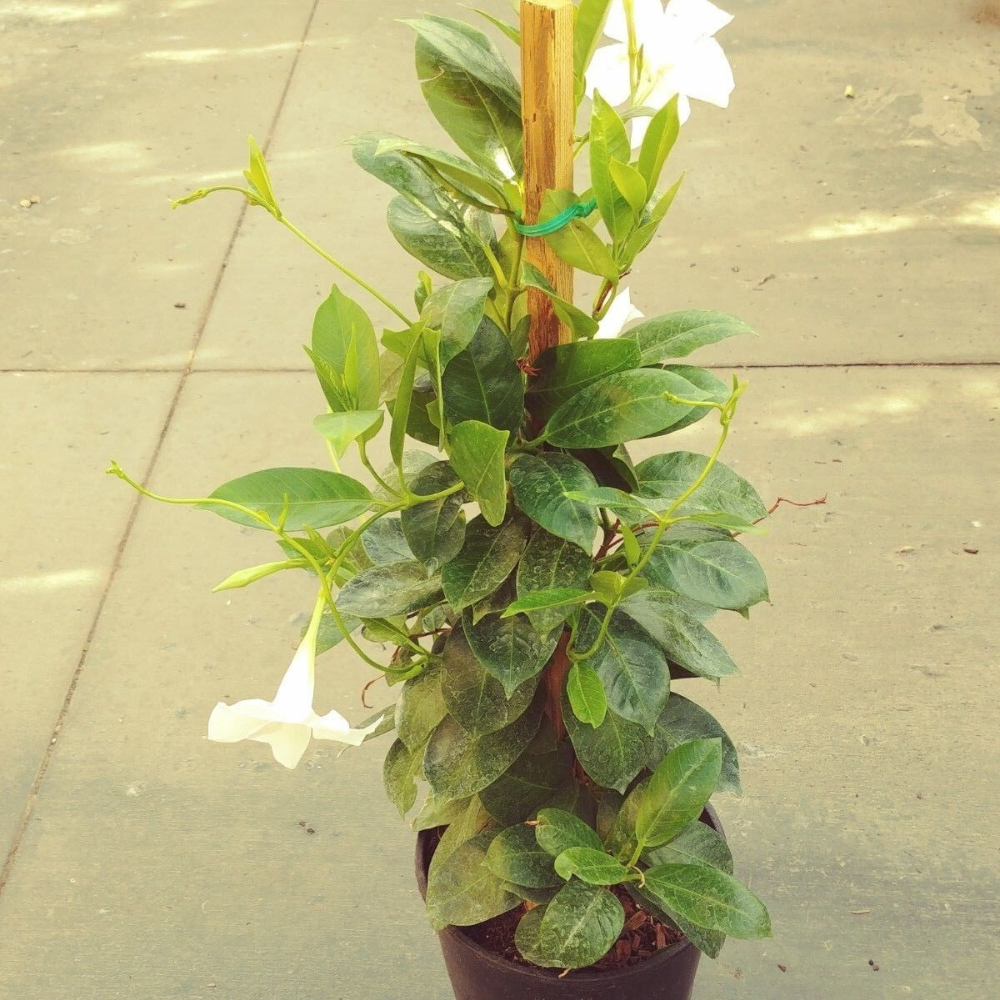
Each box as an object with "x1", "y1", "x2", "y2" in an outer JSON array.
[
  {"x1": 376, "y1": 138, "x2": 510, "y2": 210},
  {"x1": 509, "y1": 453, "x2": 599, "y2": 553},
  {"x1": 424, "y1": 693, "x2": 543, "y2": 798},
  {"x1": 660, "y1": 365, "x2": 729, "y2": 433},
  {"x1": 243, "y1": 135, "x2": 279, "y2": 213},
  {"x1": 637, "y1": 96, "x2": 680, "y2": 197},
  {"x1": 390, "y1": 328, "x2": 424, "y2": 467},
  {"x1": 562, "y1": 692, "x2": 652, "y2": 793},
  {"x1": 554, "y1": 847, "x2": 630, "y2": 885},
  {"x1": 429, "y1": 796, "x2": 492, "y2": 873},
  {"x1": 566, "y1": 660, "x2": 608, "y2": 728},
  {"x1": 519, "y1": 263, "x2": 600, "y2": 340},
  {"x1": 479, "y1": 733, "x2": 574, "y2": 825},
  {"x1": 590, "y1": 93, "x2": 633, "y2": 241},
  {"x1": 534, "y1": 808, "x2": 603, "y2": 856},
  {"x1": 441, "y1": 621, "x2": 539, "y2": 736},
  {"x1": 540, "y1": 190, "x2": 618, "y2": 280},
  {"x1": 315, "y1": 609, "x2": 361, "y2": 655},
  {"x1": 610, "y1": 159, "x2": 648, "y2": 214},
  {"x1": 573, "y1": 0, "x2": 613, "y2": 102},
  {"x1": 400, "y1": 461, "x2": 467, "y2": 571},
  {"x1": 395, "y1": 666, "x2": 448, "y2": 752},
  {"x1": 449, "y1": 420, "x2": 509, "y2": 527},
  {"x1": 537, "y1": 881, "x2": 624, "y2": 969},
  {"x1": 644, "y1": 536, "x2": 768, "y2": 610},
  {"x1": 313, "y1": 410, "x2": 383, "y2": 459},
  {"x1": 628, "y1": 881, "x2": 725, "y2": 958},
  {"x1": 464, "y1": 610, "x2": 558, "y2": 698},
  {"x1": 620, "y1": 174, "x2": 684, "y2": 265},
  {"x1": 408, "y1": 15, "x2": 523, "y2": 178},
  {"x1": 622, "y1": 311, "x2": 755, "y2": 365},
  {"x1": 513, "y1": 905, "x2": 553, "y2": 966},
  {"x1": 642, "y1": 864, "x2": 771, "y2": 939},
  {"x1": 203, "y1": 468, "x2": 372, "y2": 530},
  {"x1": 635, "y1": 452, "x2": 767, "y2": 522},
  {"x1": 383, "y1": 738, "x2": 423, "y2": 817},
  {"x1": 413, "y1": 791, "x2": 471, "y2": 832},
  {"x1": 503, "y1": 588, "x2": 591, "y2": 619},
  {"x1": 421, "y1": 278, "x2": 494, "y2": 368},
  {"x1": 337, "y1": 560, "x2": 443, "y2": 618},
  {"x1": 387, "y1": 195, "x2": 495, "y2": 280},
  {"x1": 360, "y1": 516, "x2": 415, "y2": 566},
  {"x1": 563, "y1": 486, "x2": 653, "y2": 517},
  {"x1": 516, "y1": 530, "x2": 594, "y2": 636},
  {"x1": 543, "y1": 368, "x2": 708, "y2": 449},
  {"x1": 649, "y1": 695, "x2": 742, "y2": 796},
  {"x1": 645, "y1": 820, "x2": 734, "y2": 874},
  {"x1": 528, "y1": 339, "x2": 641, "y2": 420},
  {"x1": 576, "y1": 607, "x2": 670, "y2": 735},
  {"x1": 212, "y1": 559, "x2": 305, "y2": 592},
  {"x1": 311, "y1": 286, "x2": 381, "y2": 411},
  {"x1": 486, "y1": 823, "x2": 561, "y2": 888},
  {"x1": 618, "y1": 590, "x2": 739, "y2": 680},
  {"x1": 442, "y1": 318, "x2": 524, "y2": 434},
  {"x1": 467, "y1": 6, "x2": 521, "y2": 46},
  {"x1": 426, "y1": 829, "x2": 521, "y2": 929},
  {"x1": 635, "y1": 739, "x2": 722, "y2": 850},
  {"x1": 442, "y1": 515, "x2": 528, "y2": 611}
]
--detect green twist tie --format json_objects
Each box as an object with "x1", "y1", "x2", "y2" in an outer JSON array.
[{"x1": 513, "y1": 196, "x2": 598, "y2": 236}]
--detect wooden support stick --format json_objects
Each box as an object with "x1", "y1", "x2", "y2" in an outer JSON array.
[{"x1": 521, "y1": 0, "x2": 575, "y2": 362}]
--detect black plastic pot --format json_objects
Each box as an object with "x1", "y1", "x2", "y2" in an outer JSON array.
[{"x1": 416, "y1": 806, "x2": 724, "y2": 1000}]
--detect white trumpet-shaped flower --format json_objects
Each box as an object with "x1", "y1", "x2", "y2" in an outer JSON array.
[
  {"x1": 595, "y1": 287, "x2": 644, "y2": 339},
  {"x1": 207, "y1": 594, "x2": 381, "y2": 768},
  {"x1": 586, "y1": 0, "x2": 735, "y2": 146}
]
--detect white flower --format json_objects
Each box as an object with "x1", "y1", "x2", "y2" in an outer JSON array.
[
  {"x1": 207, "y1": 596, "x2": 381, "y2": 768},
  {"x1": 586, "y1": 0, "x2": 735, "y2": 146},
  {"x1": 596, "y1": 287, "x2": 644, "y2": 339}
]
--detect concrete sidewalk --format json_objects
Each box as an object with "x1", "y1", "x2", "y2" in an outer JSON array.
[{"x1": 1, "y1": 1, "x2": 997, "y2": 997}]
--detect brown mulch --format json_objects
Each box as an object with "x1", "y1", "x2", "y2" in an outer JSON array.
[{"x1": 461, "y1": 884, "x2": 684, "y2": 972}]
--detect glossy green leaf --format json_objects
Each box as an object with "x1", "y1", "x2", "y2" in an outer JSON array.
[
  {"x1": 387, "y1": 194, "x2": 494, "y2": 280},
  {"x1": 503, "y1": 588, "x2": 591, "y2": 619},
  {"x1": 204, "y1": 468, "x2": 372, "y2": 530},
  {"x1": 537, "y1": 881, "x2": 625, "y2": 969},
  {"x1": 243, "y1": 135, "x2": 279, "y2": 212},
  {"x1": 408, "y1": 15, "x2": 523, "y2": 178},
  {"x1": 390, "y1": 328, "x2": 424, "y2": 467},
  {"x1": 315, "y1": 609, "x2": 362, "y2": 655},
  {"x1": 479, "y1": 732, "x2": 574, "y2": 825},
  {"x1": 562, "y1": 692, "x2": 652, "y2": 793},
  {"x1": 642, "y1": 864, "x2": 771, "y2": 939},
  {"x1": 649, "y1": 695, "x2": 742, "y2": 796},
  {"x1": 543, "y1": 368, "x2": 709, "y2": 449},
  {"x1": 311, "y1": 286, "x2": 380, "y2": 411},
  {"x1": 610, "y1": 159, "x2": 648, "y2": 215},
  {"x1": 313, "y1": 410, "x2": 383, "y2": 459},
  {"x1": 635, "y1": 452, "x2": 767, "y2": 522},
  {"x1": 426, "y1": 830, "x2": 521, "y2": 929},
  {"x1": 429, "y1": 796, "x2": 492, "y2": 873},
  {"x1": 361, "y1": 516, "x2": 415, "y2": 566},
  {"x1": 468, "y1": 6, "x2": 521, "y2": 46},
  {"x1": 401, "y1": 461, "x2": 467, "y2": 571},
  {"x1": 486, "y1": 823, "x2": 561, "y2": 888},
  {"x1": 660, "y1": 365, "x2": 729, "y2": 433},
  {"x1": 563, "y1": 486, "x2": 654, "y2": 516},
  {"x1": 424, "y1": 693, "x2": 543, "y2": 798},
  {"x1": 535, "y1": 807, "x2": 603, "y2": 857},
  {"x1": 464, "y1": 609, "x2": 558, "y2": 698},
  {"x1": 566, "y1": 660, "x2": 608, "y2": 729},
  {"x1": 516, "y1": 530, "x2": 593, "y2": 635},
  {"x1": 590, "y1": 93, "x2": 633, "y2": 241},
  {"x1": 412, "y1": 791, "x2": 471, "y2": 832},
  {"x1": 442, "y1": 516, "x2": 528, "y2": 611},
  {"x1": 618, "y1": 590, "x2": 739, "y2": 680},
  {"x1": 337, "y1": 560, "x2": 443, "y2": 618},
  {"x1": 644, "y1": 536, "x2": 768, "y2": 610},
  {"x1": 576, "y1": 606, "x2": 670, "y2": 735},
  {"x1": 620, "y1": 173, "x2": 684, "y2": 265},
  {"x1": 542, "y1": 200, "x2": 618, "y2": 279},
  {"x1": 395, "y1": 666, "x2": 448, "y2": 752},
  {"x1": 421, "y1": 278, "x2": 494, "y2": 368},
  {"x1": 637, "y1": 96, "x2": 680, "y2": 197},
  {"x1": 442, "y1": 318, "x2": 524, "y2": 434},
  {"x1": 441, "y1": 622, "x2": 539, "y2": 736},
  {"x1": 573, "y1": 0, "x2": 613, "y2": 102},
  {"x1": 528, "y1": 339, "x2": 641, "y2": 416},
  {"x1": 554, "y1": 847, "x2": 630, "y2": 885},
  {"x1": 383, "y1": 738, "x2": 423, "y2": 817},
  {"x1": 636, "y1": 739, "x2": 722, "y2": 849},
  {"x1": 519, "y1": 263, "x2": 600, "y2": 340},
  {"x1": 509, "y1": 453, "x2": 599, "y2": 553},
  {"x1": 449, "y1": 420, "x2": 509, "y2": 527},
  {"x1": 622, "y1": 311, "x2": 754, "y2": 364},
  {"x1": 645, "y1": 820, "x2": 734, "y2": 874}
]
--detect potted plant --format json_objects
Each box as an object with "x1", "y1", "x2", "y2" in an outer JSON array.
[{"x1": 109, "y1": 0, "x2": 772, "y2": 995}]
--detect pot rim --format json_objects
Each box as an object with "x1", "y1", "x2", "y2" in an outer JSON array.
[{"x1": 416, "y1": 803, "x2": 725, "y2": 983}]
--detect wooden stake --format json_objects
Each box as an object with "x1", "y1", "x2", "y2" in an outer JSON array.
[{"x1": 521, "y1": 0, "x2": 575, "y2": 362}]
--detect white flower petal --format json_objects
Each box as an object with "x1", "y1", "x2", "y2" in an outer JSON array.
[
  {"x1": 629, "y1": 114, "x2": 652, "y2": 148},
  {"x1": 604, "y1": 0, "x2": 630, "y2": 43},
  {"x1": 207, "y1": 700, "x2": 273, "y2": 743},
  {"x1": 312, "y1": 708, "x2": 386, "y2": 747},
  {"x1": 270, "y1": 633, "x2": 317, "y2": 718},
  {"x1": 664, "y1": 0, "x2": 733, "y2": 41},
  {"x1": 672, "y1": 37, "x2": 734, "y2": 108},
  {"x1": 608, "y1": 0, "x2": 668, "y2": 44},
  {"x1": 252, "y1": 722, "x2": 313, "y2": 769},
  {"x1": 585, "y1": 43, "x2": 633, "y2": 106},
  {"x1": 596, "y1": 288, "x2": 644, "y2": 339}
]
